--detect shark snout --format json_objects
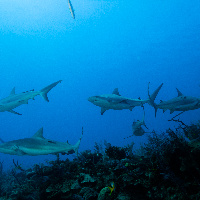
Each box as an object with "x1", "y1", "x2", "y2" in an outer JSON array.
[
  {"x1": 88, "y1": 97, "x2": 93, "y2": 102},
  {"x1": 88, "y1": 96, "x2": 98, "y2": 103}
]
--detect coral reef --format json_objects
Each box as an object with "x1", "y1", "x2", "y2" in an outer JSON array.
[{"x1": 0, "y1": 122, "x2": 200, "y2": 199}]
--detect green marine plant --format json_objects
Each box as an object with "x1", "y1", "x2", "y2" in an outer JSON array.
[{"x1": 108, "y1": 182, "x2": 115, "y2": 195}]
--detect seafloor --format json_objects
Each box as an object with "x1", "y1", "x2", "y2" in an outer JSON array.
[{"x1": 0, "y1": 121, "x2": 200, "y2": 200}]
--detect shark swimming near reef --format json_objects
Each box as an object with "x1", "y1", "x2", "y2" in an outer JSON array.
[
  {"x1": 0, "y1": 127, "x2": 82, "y2": 156},
  {"x1": 0, "y1": 80, "x2": 62, "y2": 115},
  {"x1": 132, "y1": 112, "x2": 148, "y2": 136},
  {"x1": 148, "y1": 85, "x2": 200, "y2": 115},
  {"x1": 88, "y1": 83, "x2": 163, "y2": 115},
  {"x1": 124, "y1": 111, "x2": 151, "y2": 139}
]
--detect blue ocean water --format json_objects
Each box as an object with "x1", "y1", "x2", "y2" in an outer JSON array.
[{"x1": 0, "y1": 0, "x2": 200, "y2": 170}]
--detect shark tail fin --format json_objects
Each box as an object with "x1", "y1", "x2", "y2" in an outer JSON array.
[
  {"x1": 141, "y1": 111, "x2": 148, "y2": 129},
  {"x1": 40, "y1": 80, "x2": 62, "y2": 102},
  {"x1": 69, "y1": 127, "x2": 83, "y2": 156},
  {"x1": 141, "y1": 111, "x2": 145, "y2": 124},
  {"x1": 147, "y1": 82, "x2": 163, "y2": 117}
]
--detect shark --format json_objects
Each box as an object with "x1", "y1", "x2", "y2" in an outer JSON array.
[
  {"x1": 0, "y1": 127, "x2": 82, "y2": 156},
  {"x1": 132, "y1": 112, "x2": 148, "y2": 136},
  {"x1": 124, "y1": 111, "x2": 150, "y2": 139},
  {"x1": 88, "y1": 83, "x2": 163, "y2": 115},
  {"x1": 0, "y1": 80, "x2": 62, "y2": 115},
  {"x1": 149, "y1": 86, "x2": 200, "y2": 115}
]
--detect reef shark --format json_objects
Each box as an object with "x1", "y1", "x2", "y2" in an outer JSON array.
[
  {"x1": 0, "y1": 80, "x2": 62, "y2": 115},
  {"x1": 124, "y1": 111, "x2": 151, "y2": 139},
  {"x1": 88, "y1": 83, "x2": 163, "y2": 115},
  {"x1": 132, "y1": 112, "x2": 148, "y2": 136},
  {"x1": 149, "y1": 86, "x2": 200, "y2": 115},
  {"x1": 0, "y1": 127, "x2": 82, "y2": 156}
]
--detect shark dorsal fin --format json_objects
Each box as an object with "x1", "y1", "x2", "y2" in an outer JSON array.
[
  {"x1": 32, "y1": 127, "x2": 45, "y2": 139},
  {"x1": 176, "y1": 88, "x2": 183, "y2": 97},
  {"x1": 10, "y1": 87, "x2": 15, "y2": 95},
  {"x1": 112, "y1": 88, "x2": 120, "y2": 96}
]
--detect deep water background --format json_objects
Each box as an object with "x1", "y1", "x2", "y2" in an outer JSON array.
[{"x1": 0, "y1": 0, "x2": 200, "y2": 170}]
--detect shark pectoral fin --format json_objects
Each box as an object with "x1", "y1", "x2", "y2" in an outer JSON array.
[
  {"x1": 12, "y1": 145, "x2": 26, "y2": 156},
  {"x1": 8, "y1": 110, "x2": 22, "y2": 115},
  {"x1": 101, "y1": 107, "x2": 107, "y2": 115},
  {"x1": 11, "y1": 145, "x2": 19, "y2": 151},
  {"x1": 16, "y1": 149, "x2": 26, "y2": 155}
]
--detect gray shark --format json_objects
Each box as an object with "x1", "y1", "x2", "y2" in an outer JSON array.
[
  {"x1": 124, "y1": 112, "x2": 150, "y2": 139},
  {"x1": 0, "y1": 80, "x2": 62, "y2": 115},
  {"x1": 151, "y1": 87, "x2": 200, "y2": 115},
  {"x1": 0, "y1": 127, "x2": 82, "y2": 156},
  {"x1": 132, "y1": 112, "x2": 148, "y2": 136},
  {"x1": 88, "y1": 83, "x2": 163, "y2": 115}
]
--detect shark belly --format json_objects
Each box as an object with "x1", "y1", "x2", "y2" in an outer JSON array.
[
  {"x1": 158, "y1": 99, "x2": 199, "y2": 112},
  {"x1": 19, "y1": 148, "x2": 65, "y2": 156},
  {"x1": 18, "y1": 140, "x2": 71, "y2": 156},
  {"x1": 174, "y1": 101, "x2": 199, "y2": 111}
]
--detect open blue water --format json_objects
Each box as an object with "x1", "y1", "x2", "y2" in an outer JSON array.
[{"x1": 0, "y1": 0, "x2": 200, "y2": 170}]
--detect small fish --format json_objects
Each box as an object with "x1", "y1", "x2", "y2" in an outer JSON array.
[
  {"x1": 108, "y1": 182, "x2": 115, "y2": 195},
  {"x1": 68, "y1": 0, "x2": 75, "y2": 19}
]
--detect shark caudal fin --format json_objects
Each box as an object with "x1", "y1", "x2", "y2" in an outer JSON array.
[
  {"x1": 40, "y1": 80, "x2": 62, "y2": 102},
  {"x1": 142, "y1": 111, "x2": 149, "y2": 129},
  {"x1": 148, "y1": 82, "x2": 163, "y2": 117},
  {"x1": 66, "y1": 127, "x2": 83, "y2": 156}
]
